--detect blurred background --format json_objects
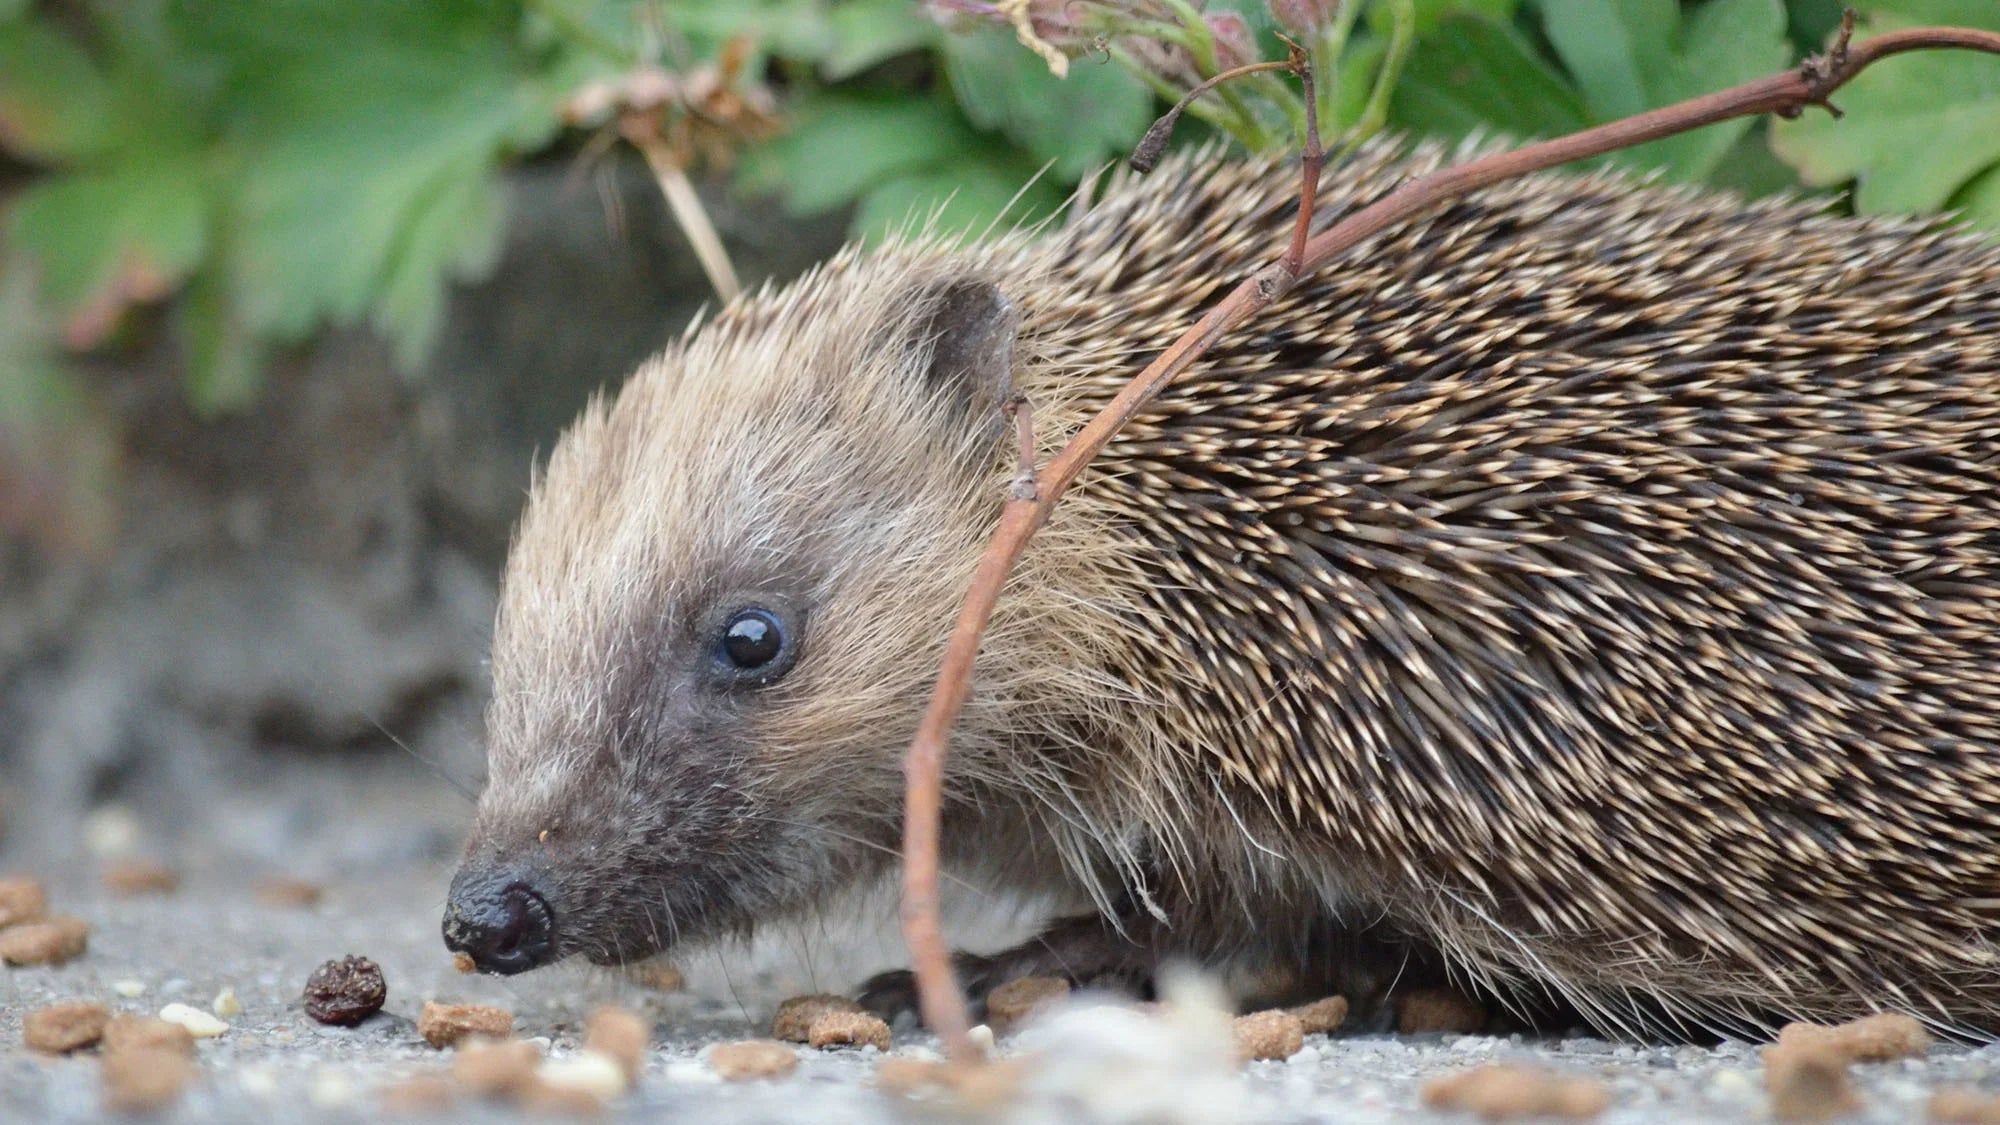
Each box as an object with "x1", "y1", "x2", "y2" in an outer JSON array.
[{"x1": 0, "y1": 0, "x2": 1995, "y2": 883}]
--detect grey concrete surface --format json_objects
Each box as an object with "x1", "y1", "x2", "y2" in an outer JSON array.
[{"x1": 5, "y1": 770, "x2": 2000, "y2": 1122}]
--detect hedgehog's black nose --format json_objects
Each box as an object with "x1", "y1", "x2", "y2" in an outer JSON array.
[{"x1": 443, "y1": 868, "x2": 556, "y2": 975}]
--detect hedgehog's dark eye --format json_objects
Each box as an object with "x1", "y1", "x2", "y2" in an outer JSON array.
[{"x1": 716, "y1": 608, "x2": 793, "y2": 684}]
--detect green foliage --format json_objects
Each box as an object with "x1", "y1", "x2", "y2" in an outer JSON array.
[{"x1": 1771, "y1": 3, "x2": 2000, "y2": 228}]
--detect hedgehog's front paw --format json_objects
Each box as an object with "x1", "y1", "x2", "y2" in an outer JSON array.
[{"x1": 855, "y1": 912, "x2": 1157, "y2": 1025}]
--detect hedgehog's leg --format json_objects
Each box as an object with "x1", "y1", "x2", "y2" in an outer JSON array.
[{"x1": 856, "y1": 911, "x2": 1162, "y2": 1022}]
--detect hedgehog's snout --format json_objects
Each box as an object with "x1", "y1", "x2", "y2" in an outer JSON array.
[{"x1": 443, "y1": 864, "x2": 557, "y2": 975}]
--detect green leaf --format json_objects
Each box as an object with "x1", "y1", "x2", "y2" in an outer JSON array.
[
  {"x1": 180, "y1": 260, "x2": 264, "y2": 414},
  {"x1": 0, "y1": 19, "x2": 112, "y2": 162},
  {"x1": 941, "y1": 25, "x2": 1155, "y2": 180},
  {"x1": 745, "y1": 93, "x2": 984, "y2": 216},
  {"x1": 824, "y1": 0, "x2": 936, "y2": 80},
  {"x1": 1374, "y1": 0, "x2": 1521, "y2": 37},
  {"x1": 9, "y1": 155, "x2": 210, "y2": 337},
  {"x1": 1770, "y1": 9, "x2": 2000, "y2": 226},
  {"x1": 851, "y1": 156, "x2": 1066, "y2": 245},
  {"x1": 1538, "y1": 0, "x2": 1672, "y2": 121},
  {"x1": 1389, "y1": 14, "x2": 1590, "y2": 142}
]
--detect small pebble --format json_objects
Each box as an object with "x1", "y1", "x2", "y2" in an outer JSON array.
[
  {"x1": 0, "y1": 914, "x2": 89, "y2": 965},
  {"x1": 985, "y1": 976, "x2": 1070, "y2": 1033},
  {"x1": 212, "y1": 988, "x2": 242, "y2": 1018},
  {"x1": 0, "y1": 876, "x2": 46, "y2": 927},
  {"x1": 23, "y1": 1001, "x2": 109, "y2": 1053},
  {"x1": 708, "y1": 1040, "x2": 798, "y2": 1081},
  {"x1": 772, "y1": 993, "x2": 864, "y2": 1043},
  {"x1": 967, "y1": 1024, "x2": 996, "y2": 1055},
  {"x1": 1233, "y1": 1010, "x2": 1306, "y2": 1062},
  {"x1": 112, "y1": 979, "x2": 147, "y2": 998},
  {"x1": 101, "y1": 859, "x2": 179, "y2": 896},
  {"x1": 537, "y1": 1051, "x2": 629, "y2": 1101},
  {"x1": 584, "y1": 1006, "x2": 650, "y2": 1087},
  {"x1": 159, "y1": 1002, "x2": 229, "y2": 1038},
  {"x1": 419, "y1": 1001, "x2": 513, "y2": 1049},
  {"x1": 806, "y1": 1010, "x2": 892, "y2": 1051}
]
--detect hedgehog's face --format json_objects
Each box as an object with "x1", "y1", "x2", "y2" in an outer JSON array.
[{"x1": 444, "y1": 274, "x2": 1019, "y2": 973}]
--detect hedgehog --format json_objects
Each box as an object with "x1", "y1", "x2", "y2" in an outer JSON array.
[{"x1": 441, "y1": 137, "x2": 2000, "y2": 1038}]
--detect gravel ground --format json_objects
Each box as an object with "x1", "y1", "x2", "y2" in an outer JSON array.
[{"x1": 5, "y1": 773, "x2": 2000, "y2": 1122}]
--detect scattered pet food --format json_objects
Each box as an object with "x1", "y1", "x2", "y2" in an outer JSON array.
[
  {"x1": 379, "y1": 1073, "x2": 457, "y2": 1115},
  {"x1": 254, "y1": 877, "x2": 326, "y2": 909},
  {"x1": 584, "y1": 1007, "x2": 649, "y2": 1087},
  {"x1": 1397, "y1": 987, "x2": 1489, "y2": 1035},
  {"x1": 0, "y1": 914, "x2": 89, "y2": 966},
  {"x1": 100, "y1": 859, "x2": 179, "y2": 896},
  {"x1": 103, "y1": 1016, "x2": 195, "y2": 1058},
  {"x1": 0, "y1": 876, "x2": 46, "y2": 927},
  {"x1": 985, "y1": 976, "x2": 1070, "y2": 1033},
  {"x1": 304, "y1": 955, "x2": 387, "y2": 1026},
  {"x1": 708, "y1": 1040, "x2": 798, "y2": 1081},
  {"x1": 1777, "y1": 1013, "x2": 1932, "y2": 1064},
  {"x1": 631, "y1": 960, "x2": 685, "y2": 991},
  {"x1": 24, "y1": 1001, "x2": 109, "y2": 1053},
  {"x1": 537, "y1": 1052, "x2": 629, "y2": 1101},
  {"x1": 452, "y1": 1039, "x2": 542, "y2": 1099},
  {"x1": 1931, "y1": 1088, "x2": 2000, "y2": 1124},
  {"x1": 771, "y1": 994, "x2": 864, "y2": 1043},
  {"x1": 806, "y1": 1010, "x2": 892, "y2": 1051},
  {"x1": 101, "y1": 1045, "x2": 196, "y2": 1114},
  {"x1": 1764, "y1": 1041, "x2": 1861, "y2": 1123},
  {"x1": 419, "y1": 1001, "x2": 513, "y2": 1048},
  {"x1": 1421, "y1": 1064, "x2": 1612, "y2": 1121},
  {"x1": 159, "y1": 1002, "x2": 229, "y2": 1038},
  {"x1": 875, "y1": 1057, "x2": 1025, "y2": 1108},
  {"x1": 1289, "y1": 995, "x2": 1350, "y2": 1035},
  {"x1": 452, "y1": 952, "x2": 476, "y2": 975},
  {"x1": 212, "y1": 988, "x2": 241, "y2": 1018},
  {"x1": 1232, "y1": 1010, "x2": 1306, "y2": 1062}
]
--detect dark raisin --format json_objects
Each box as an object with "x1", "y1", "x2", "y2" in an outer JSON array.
[{"x1": 303, "y1": 955, "x2": 387, "y2": 1026}]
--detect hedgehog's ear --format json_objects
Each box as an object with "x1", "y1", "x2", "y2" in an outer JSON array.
[{"x1": 909, "y1": 280, "x2": 1018, "y2": 438}]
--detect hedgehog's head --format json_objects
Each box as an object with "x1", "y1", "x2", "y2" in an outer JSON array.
[{"x1": 443, "y1": 264, "x2": 1024, "y2": 973}]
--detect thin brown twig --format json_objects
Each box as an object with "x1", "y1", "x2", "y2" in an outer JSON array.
[
  {"x1": 899, "y1": 18, "x2": 2000, "y2": 1066},
  {"x1": 1133, "y1": 58, "x2": 1300, "y2": 173}
]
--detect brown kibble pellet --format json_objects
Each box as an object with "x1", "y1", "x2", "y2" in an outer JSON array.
[
  {"x1": 0, "y1": 876, "x2": 46, "y2": 927},
  {"x1": 1931, "y1": 1088, "x2": 2000, "y2": 1124},
  {"x1": 1289, "y1": 994, "x2": 1349, "y2": 1035},
  {"x1": 876, "y1": 1057, "x2": 1024, "y2": 1107},
  {"x1": 1421, "y1": 1064, "x2": 1613, "y2": 1121},
  {"x1": 1777, "y1": 1012, "x2": 1932, "y2": 1064},
  {"x1": 452, "y1": 1038, "x2": 541, "y2": 1098},
  {"x1": 304, "y1": 955, "x2": 387, "y2": 1026},
  {"x1": 254, "y1": 877, "x2": 325, "y2": 909},
  {"x1": 771, "y1": 993, "x2": 864, "y2": 1042},
  {"x1": 24, "y1": 1001, "x2": 109, "y2": 1053},
  {"x1": 1232, "y1": 1009, "x2": 1306, "y2": 1062},
  {"x1": 985, "y1": 976, "x2": 1070, "y2": 1033},
  {"x1": 1396, "y1": 987, "x2": 1488, "y2": 1035},
  {"x1": 708, "y1": 1039, "x2": 798, "y2": 1081},
  {"x1": 103, "y1": 1015, "x2": 196, "y2": 1058},
  {"x1": 418, "y1": 1001, "x2": 513, "y2": 1048},
  {"x1": 102, "y1": 1046, "x2": 196, "y2": 1114},
  {"x1": 101, "y1": 859, "x2": 179, "y2": 896},
  {"x1": 1764, "y1": 1042, "x2": 1861, "y2": 1123},
  {"x1": 379, "y1": 1073, "x2": 458, "y2": 1114},
  {"x1": 452, "y1": 952, "x2": 476, "y2": 975},
  {"x1": 584, "y1": 1006, "x2": 650, "y2": 1087},
  {"x1": 806, "y1": 1010, "x2": 892, "y2": 1051},
  {"x1": 0, "y1": 914, "x2": 89, "y2": 965},
  {"x1": 631, "y1": 960, "x2": 685, "y2": 991}
]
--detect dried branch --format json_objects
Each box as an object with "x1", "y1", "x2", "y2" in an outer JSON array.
[{"x1": 898, "y1": 16, "x2": 2000, "y2": 1065}]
